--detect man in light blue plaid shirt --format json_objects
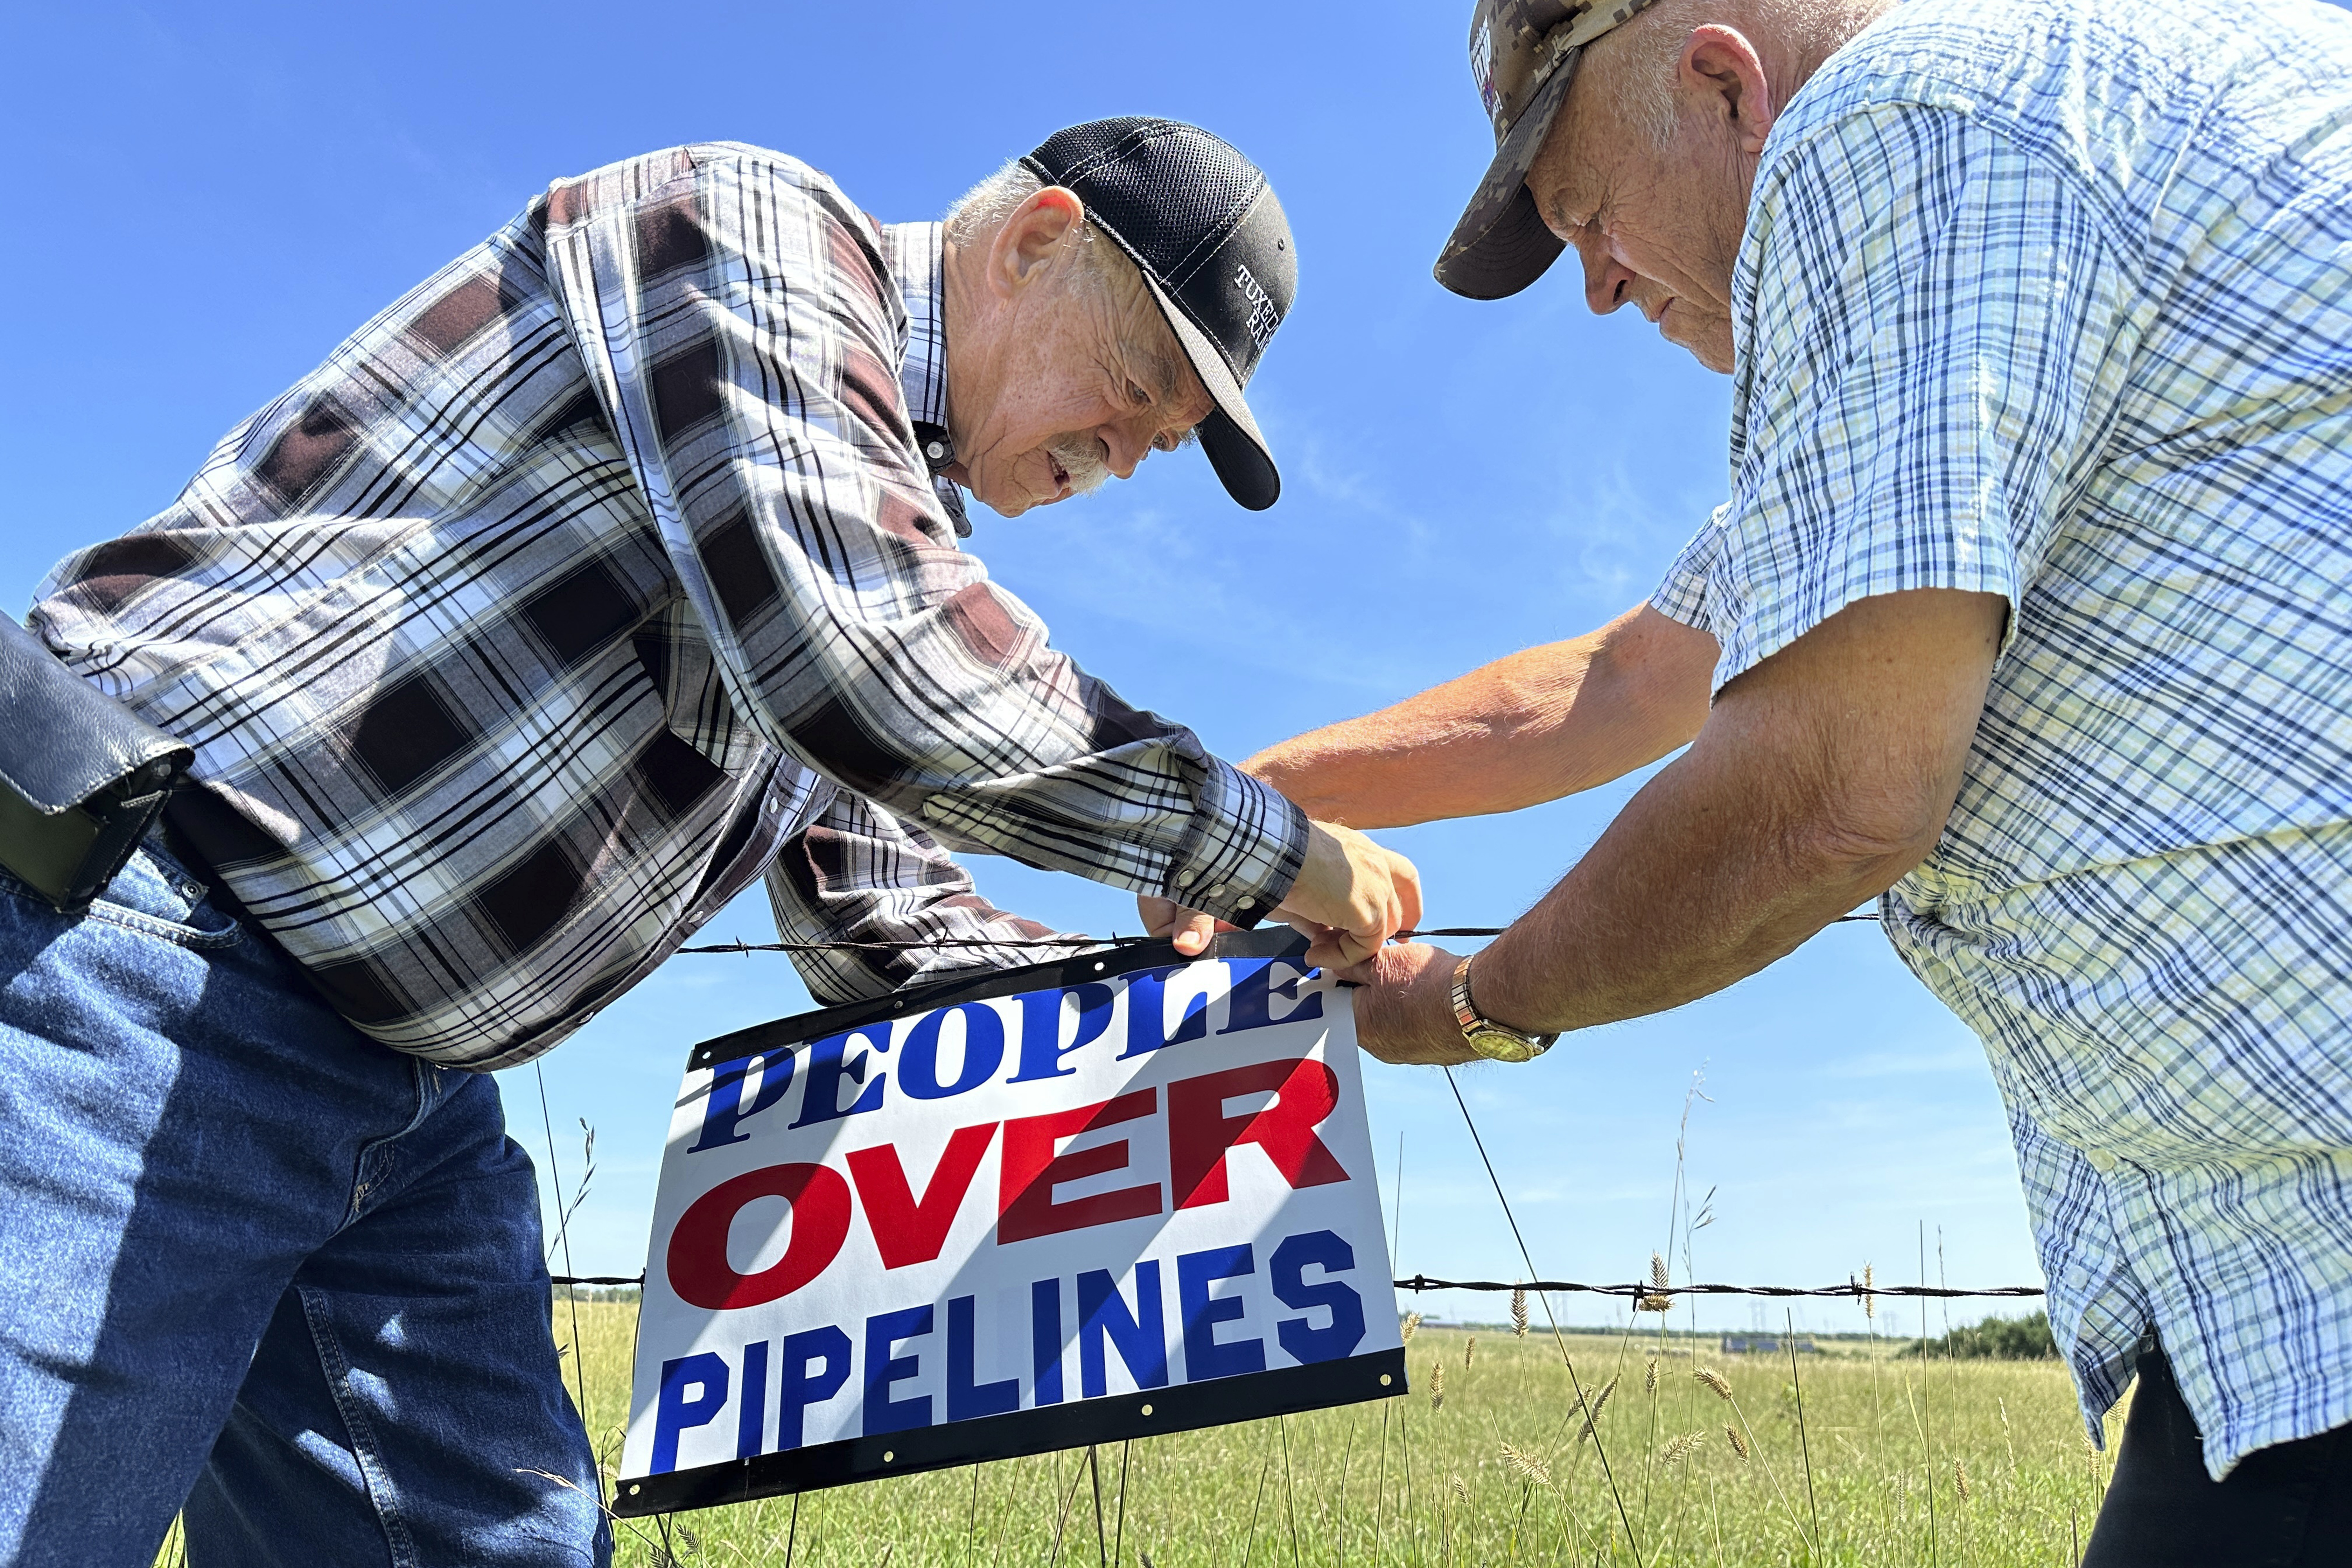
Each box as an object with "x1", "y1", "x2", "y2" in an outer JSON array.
[{"x1": 1239, "y1": 0, "x2": 2352, "y2": 1554}]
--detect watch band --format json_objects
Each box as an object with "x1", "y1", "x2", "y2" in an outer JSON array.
[{"x1": 1449, "y1": 953, "x2": 1558, "y2": 1063}]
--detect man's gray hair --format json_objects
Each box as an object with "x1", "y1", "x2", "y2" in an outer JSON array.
[
  {"x1": 945, "y1": 159, "x2": 1139, "y2": 292},
  {"x1": 942, "y1": 157, "x2": 1198, "y2": 454}
]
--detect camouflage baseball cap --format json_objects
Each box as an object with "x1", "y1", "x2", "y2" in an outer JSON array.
[{"x1": 1436, "y1": 0, "x2": 1664, "y2": 299}]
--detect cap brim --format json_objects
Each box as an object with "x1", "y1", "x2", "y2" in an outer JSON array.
[
  {"x1": 1434, "y1": 47, "x2": 1582, "y2": 301},
  {"x1": 1136, "y1": 268, "x2": 1281, "y2": 511}
]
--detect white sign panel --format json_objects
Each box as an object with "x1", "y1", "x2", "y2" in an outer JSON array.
[{"x1": 614, "y1": 931, "x2": 1405, "y2": 1516}]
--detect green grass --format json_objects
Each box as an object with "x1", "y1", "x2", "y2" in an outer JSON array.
[{"x1": 508, "y1": 1304, "x2": 2119, "y2": 1566}]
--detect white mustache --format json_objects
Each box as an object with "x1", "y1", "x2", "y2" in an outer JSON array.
[{"x1": 1045, "y1": 432, "x2": 1111, "y2": 497}]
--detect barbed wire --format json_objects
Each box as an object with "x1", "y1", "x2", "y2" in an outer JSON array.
[
  {"x1": 677, "y1": 916, "x2": 1884, "y2": 957},
  {"x1": 1393, "y1": 1275, "x2": 2043, "y2": 1301},
  {"x1": 607, "y1": 913, "x2": 1964, "y2": 1300},
  {"x1": 549, "y1": 1270, "x2": 2041, "y2": 1299}
]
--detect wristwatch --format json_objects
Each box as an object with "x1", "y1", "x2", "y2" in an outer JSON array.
[{"x1": 1450, "y1": 955, "x2": 1558, "y2": 1063}]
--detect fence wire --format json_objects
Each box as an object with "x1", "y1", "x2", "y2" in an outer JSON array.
[
  {"x1": 1393, "y1": 1276, "x2": 2043, "y2": 1301},
  {"x1": 579, "y1": 910, "x2": 2043, "y2": 1299},
  {"x1": 674, "y1": 917, "x2": 1882, "y2": 957},
  {"x1": 551, "y1": 1272, "x2": 2042, "y2": 1298}
]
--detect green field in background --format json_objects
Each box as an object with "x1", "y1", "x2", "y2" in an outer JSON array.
[{"x1": 205, "y1": 1305, "x2": 2107, "y2": 1566}]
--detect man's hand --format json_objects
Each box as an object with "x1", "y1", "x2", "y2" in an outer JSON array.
[
  {"x1": 1342, "y1": 942, "x2": 1478, "y2": 1064},
  {"x1": 1135, "y1": 895, "x2": 1229, "y2": 957},
  {"x1": 1138, "y1": 820, "x2": 1421, "y2": 967},
  {"x1": 1276, "y1": 822, "x2": 1422, "y2": 969}
]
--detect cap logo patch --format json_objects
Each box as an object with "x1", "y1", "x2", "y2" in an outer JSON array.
[
  {"x1": 1234, "y1": 262, "x2": 1283, "y2": 349},
  {"x1": 1471, "y1": 20, "x2": 1499, "y2": 118}
]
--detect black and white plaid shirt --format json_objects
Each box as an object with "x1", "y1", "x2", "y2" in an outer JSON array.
[{"x1": 29, "y1": 143, "x2": 1306, "y2": 1071}]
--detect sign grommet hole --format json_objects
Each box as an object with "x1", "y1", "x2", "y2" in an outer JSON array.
[
  {"x1": 883, "y1": 1450, "x2": 895, "y2": 1462},
  {"x1": 1140, "y1": 1403, "x2": 1153, "y2": 1416},
  {"x1": 1379, "y1": 1374, "x2": 1392, "y2": 1387}
]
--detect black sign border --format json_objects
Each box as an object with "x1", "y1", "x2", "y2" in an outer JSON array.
[
  {"x1": 614, "y1": 1347, "x2": 1406, "y2": 1517},
  {"x1": 625, "y1": 926, "x2": 1396, "y2": 1519}
]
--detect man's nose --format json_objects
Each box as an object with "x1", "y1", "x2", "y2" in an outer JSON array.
[
  {"x1": 1577, "y1": 236, "x2": 1636, "y2": 316},
  {"x1": 1100, "y1": 425, "x2": 1147, "y2": 481}
]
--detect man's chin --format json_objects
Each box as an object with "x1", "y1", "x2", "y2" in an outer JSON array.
[
  {"x1": 1658, "y1": 309, "x2": 1736, "y2": 374},
  {"x1": 973, "y1": 484, "x2": 1068, "y2": 519}
]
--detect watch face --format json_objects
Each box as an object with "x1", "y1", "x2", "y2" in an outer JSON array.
[{"x1": 1468, "y1": 1027, "x2": 1544, "y2": 1064}]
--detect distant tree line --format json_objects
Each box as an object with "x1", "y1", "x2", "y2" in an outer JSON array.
[
  {"x1": 554, "y1": 1284, "x2": 642, "y2": 1304},
  {"x1": 1896, "y1": 1311, "x2": 2057, "y2": 1360}
]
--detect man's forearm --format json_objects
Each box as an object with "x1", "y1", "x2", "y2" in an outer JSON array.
[
  {"x1": 1469, "y1": 736, "x2": 1923, "y2": 1035},
  {"x1": 1469, "y1": 591, "x2": 2003, "y2": 1036},
  {"x1": 1354, "y1": 590, "x2": 2007, "y2": 1061},
  {"x1": 1243, "y1": 605, "x2": 1716, "y2": 829}
]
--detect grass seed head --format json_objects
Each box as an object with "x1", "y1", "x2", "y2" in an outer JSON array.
[
  {"x1": 1450, "y1": 1474, "x2": 1470, "y2": 1508},
  {"x1": 1637, "y1": 1293, "x2": 1674, "y2": 1313},
  {"x1": 1651, "y1": 1252, "x2": 1671, "y2": 1290},
  {"x1": 1499, "y1": 1441, "x2": 1553, "y2": 1486},
  {"x1": 1726, "y1": 1424, "x2": 1750, "y2": 1459},
  {"x1": 1862, "y1": 1263, "x2": 1878, "y2": 1321},
  {"x1": 1431, "y1": 1360, "x2": 1446, "y2": 1411},
  {"x1": 1955, "y1": 1458, "x2": 1973, "y2": 1501},
  {"x1": 1577, "y1": 1375, "x2": 1620, "y2": 1442},
  {"x1": 1511, "y1": 1287, "x2": 1529, "y2": 1339},
  {"x1": 1401, "y1": 1310, "x2": 1422, "y2": 1344},
  {"x1": 1696, "y1": 1366, "x2": 1733, "y2": 1401},
  {"x1": 1464, "y1": 1334, "x2": 1476, "y2": 1370},
  {"x1": 1660, "y1": 1430, "x2": 1702, "y2": 1465},
  {"x1": 1645, "y1": 1355, "x2": 1660, "y2": 1396}
]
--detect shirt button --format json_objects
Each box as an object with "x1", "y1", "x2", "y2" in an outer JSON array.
[
  {"x1": 1174, "y1": 869, "x2": 1196, "y2": 888},
  {"x1": 1208, "y1": 883, "x2": 1227, "y2": 898},
  {"x1": 2088, "y1": 1149, "x2": 2118, "y2": 1173}
]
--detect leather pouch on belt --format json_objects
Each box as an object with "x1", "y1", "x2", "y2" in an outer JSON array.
[{"x1": 0, "y1": 615, "x2": 192, "y2": 915}]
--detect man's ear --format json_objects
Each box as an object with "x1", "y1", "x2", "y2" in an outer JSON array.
[
  {"x1": 987, "y1": 185, "x2": 1087, "y2": 300},
  {"x1": 1680, "y1": 24, "x2": 1777, "y2": 156}
]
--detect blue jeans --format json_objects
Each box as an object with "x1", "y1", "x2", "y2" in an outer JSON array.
[{"x1": 0, "y1": 840, "x2": 611, "y2": 1566}]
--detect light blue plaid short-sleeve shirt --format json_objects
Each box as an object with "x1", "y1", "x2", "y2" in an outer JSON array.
[{"x1": 1650, "y1": 0, "x2": 2352, "y2": 1476}]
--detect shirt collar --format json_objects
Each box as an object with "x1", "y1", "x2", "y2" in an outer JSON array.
[
  {"x1": 881, "y1": 221, "x2": 949, "y2": 432},
  {"x1": 879, "y1": 220, "x2": 972, "y2": 538}
]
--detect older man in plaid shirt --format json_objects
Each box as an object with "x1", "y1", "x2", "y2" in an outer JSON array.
[
  {"x1": 1248, "y1": 0, "x2": 2352, "y2": 1558},
  {"x1": 0, "y1": 122, "x2": 1415, "y2": 1565}
]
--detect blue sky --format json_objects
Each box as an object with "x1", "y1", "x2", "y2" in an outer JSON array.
[{"x1": 2, "y1": 0, "x2": 2040, "y2": 1331}]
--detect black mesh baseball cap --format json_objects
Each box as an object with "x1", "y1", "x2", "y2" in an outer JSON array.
[{"x1": 1021, "y1": 118, "x2": 1295, "y2": 511}]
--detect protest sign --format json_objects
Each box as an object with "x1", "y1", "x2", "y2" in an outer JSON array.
[{"x1": 612, "y1": 929, "x2": 1405, "y2": 1517}]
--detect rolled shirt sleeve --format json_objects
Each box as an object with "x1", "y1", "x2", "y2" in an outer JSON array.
[
  {"x1": 537, "y1": 143, "x2": 1305, "y2": 927},
  {"x1": 1651, "y1": 104, "x2": 2136, "y2": 693}
]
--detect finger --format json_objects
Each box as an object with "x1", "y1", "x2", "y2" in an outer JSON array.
[
  {"x1": 1137, "y1": 895, "x2": 1178, "y2": 938},
  {"x1": 1279, "y1": 910, "x2": 1336, "y2": 945},
  {"x1": 1388, "y1": 851, "x2": 1425, "y2": 935},
  {"x1": 1310, "y1": 928, "x2": 1379, "y2": 971},
  {"x1": 1169, "y1": 907, "x2": 1216, "y2": 957}
]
